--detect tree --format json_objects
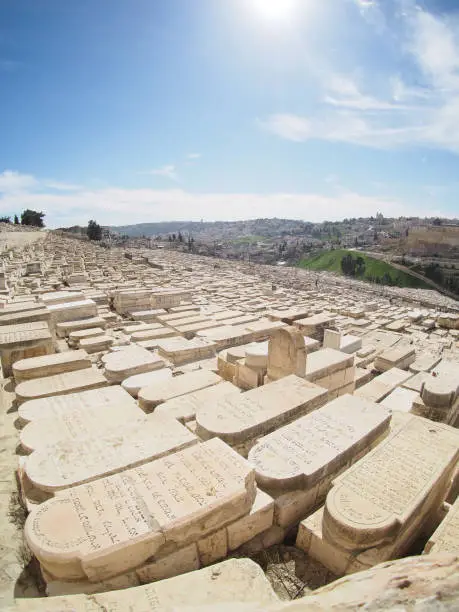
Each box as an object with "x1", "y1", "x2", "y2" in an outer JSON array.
[
  {"x1": 21, "y1": 209, "x2": 45, "y2": 227},
  {"x1": 0, "y1": 216, "x2": 10, "y2": 223},
  {"x1": 14, "y1": 215, "x2": 19, "y2": 224},
  {"x1": 87, "y1": 219, "x2": 102, "y2": 241}
]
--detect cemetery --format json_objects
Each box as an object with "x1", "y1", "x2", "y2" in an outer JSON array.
[{"x1": 0, "y1": 230, "x2": 458, "y2": 609}]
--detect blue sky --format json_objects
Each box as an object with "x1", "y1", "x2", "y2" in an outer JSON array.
[{"x1": 0, "y1": 0, "x2": 459, "y2": 227}]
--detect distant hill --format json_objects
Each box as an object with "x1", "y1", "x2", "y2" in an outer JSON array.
[
  {"x1": 298, "y1": 249, "x2": 431, "y2": 289},
  {"x1": 111, "y1": 218, "x2": 308, "y2": 238}
]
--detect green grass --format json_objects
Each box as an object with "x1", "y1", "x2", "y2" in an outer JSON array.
[
  {"x1": 232, "y1": 235, "x2": 265, "y2": 244},
  {"x1": 298, "y1": 249, "x2": 431, "y2": 289}
]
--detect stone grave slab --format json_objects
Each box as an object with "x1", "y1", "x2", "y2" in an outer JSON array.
[
  {"x1": 103, "y1": 345, "x2": 165, "y2": 382},
  {"x1": 25, "y1": 438, "x2": 256, "y2": 582},
  {"x1": 196, "y1": 374, "x2": 328, "y2": 453},
  {"x1": 79, "y1": 334, "x2": 114, "y2": 353},
  {"x1": 374, "y1": 346, "x2": 416, "y2": 372},
  {"x1": 12, "y1": 349, "x2": 91, "y2": 382},
  {"x1": 20, "y1": 392, "x2": 143, "y2": 453},
  {"x1": 23, "y1": 413, "x2": 199, "y2": 495},
  {"x1": 0, "y1": 323, "x2": 54, "y2": 377},
  {"x1": 424, "y1": 496, "x2": 459, "y2": 554},
  {"x1": 15, "y1": 366, "x2": 108, "y2": 404},
  {"x1": 138, "y1": 369, "x2": 222, "y2": 412},
  {"x1": 68, "y1": 328, "x2": 106, "y2": 347},
  {"x1": 121, "y1": 368, "x2": 173, "y2": 398},
  {"x1": 56, "y1": 317, "x2": 107, "y2": 338},
  {"x1": 296, "y1": 415, "x2": 459, "y2": 575},
  {"x1": 157, "y1": 336, "x2": 217, "y2": 365},
  {"x1": 267, "y1": 327, "x2": 307, "y2": 381},
  {"x1": 248, "y1": 394, "x2": 391, "y2": 528},
  {"x1": 18, "y1": 385, "x2": 135, "y2": 427},
  {"x1": 380, "y1": 386, "x2": 419, "y2": 413},
  {"x1": 155, "y1": 381, "x2": 241, "y2": 423},
  {"x1": 355, "y1": 368, "x2": 413, "y2": 402},
  {"x1": 47, "y1": 299, "x2": 97, "y2": 328}
]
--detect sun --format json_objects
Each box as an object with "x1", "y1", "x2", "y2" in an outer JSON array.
[{"x1": 251, "y1": 0, "x2": 297, "y2": 22}]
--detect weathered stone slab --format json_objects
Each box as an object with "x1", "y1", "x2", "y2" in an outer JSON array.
[
  {"x1": 297, "y1": 415, "x2": 459, "y2": 574},
  {"x1": 121, "y1": 368, "x2": 173, "y2": 398},
  {"x1": 293, "y1": 312, "x2": 336, "y2": 341},
  {"x1": 155, "y1": 381, "x2": 241, "y2": 423},
  {"x1": 249, "y1": 395, "x2": 391, "y2": 527},
  {"x1": 56, "y1": 317, "x2": 107, "y2": 338},
  {"x1": 18, "y1": 385, "x2": 135, "y2": 427},
  {"x1": 355, "y1": 367, "x2": 413, "y2": 402},
  {"x1": 0, "y1": 322, "x2": 54, "y2": 377},
  {"x1": 103, "y1": 345, "x2": 165, "y2": 383},
  {"x1": 25, "y1": 438, "x2": 255, "y2": 582},
  {"x1": 68, "y1": 327, "x2": 106, "y2": 347},
  {"x1": 380, "y1": 387, "x2": 419, "y2": 413},
  {"x1": 79, "y1": 334, "x2": 114, "y2": 353},
  {"x1": 47, "y1": 299, "x2": 97, "y2": 327},
  {"x1": 267, "y1": 327, "x2": 307, "y2": 381},
  {"x1": 11, "y1": 558, "x2": 278, "y2": 609},
  {"x1": 374, "y1": 345, "x2": 416, "y2": 372},
  {"x1": 13, "y1": 349, "x2": 91, "y2": 382},
  {"x1": 41, "y1": 291, "x2": 85, "y2": 306},
  {"x1": 23, "y1": 413, "x2": 199, "y2": 494},
  {"x1": 15, "y1": 367, "x2": 108, "y2": 404},
  {"x1": 20, "y1": 393, "x2": 143, "y2": 452},
  {"x1": 138, "y1": 369, "x2": 222, "y2": 412},
  {"x1": 196, "y1": 374, "x2": 328, "y2": 450},
  {"x1": 157, "y1": 336, "x2": 217, "y2": 364},
  {"x1": 424, "y1": 495, "x2": 459, "y2": 554}
]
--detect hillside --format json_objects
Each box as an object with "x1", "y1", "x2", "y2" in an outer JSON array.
[{"x1": 298, "y1": 249, "x2": 432, "y2": 289}]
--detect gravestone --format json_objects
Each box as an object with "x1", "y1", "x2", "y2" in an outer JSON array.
[
  {"x1": 296, "y1": 415, "x2": 459, "y2": 574},
  {"x1": 248, "y1": 394, "x2": 391, "y2": 528},
  {"x1": 196, "y1": 374, "x2": 328, "y2": 455},
  {"x1": 15, "y1": 367, "x2": 108, "y2": 404},
  {"x1": 103, "y1": 345, "x2": 165, "y2": 383},
  {"x1": 13, "y1": 349, "x2": 91, "y2": 382},
  {"x1": 25, "y1": 438, "x2": 256, "y2": 582},
  {"x1": 267, "y1": 327, "x2": 307, "y2": 381},
  {"x1": 22, "y1": 413, "x2": 199, "y2": 496}
]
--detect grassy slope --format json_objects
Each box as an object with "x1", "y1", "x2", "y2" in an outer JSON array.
[{"x1": 298, "y1": 249, "x2": 431, "y2": 289}]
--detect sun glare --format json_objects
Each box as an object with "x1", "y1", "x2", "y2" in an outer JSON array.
[{"x1": 251, "y1": 0, "x2": 297, "y2": 23}]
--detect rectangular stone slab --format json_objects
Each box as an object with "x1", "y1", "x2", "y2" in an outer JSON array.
[
  {"x1": 15, "y1": 367, "x2": 108, "y2": 404},
  {"x1": 321, "y1": 415, "x2": 458, "y2": 554},
  {"x1": 138, "y1": 369, "x2": 222, "y2": 412},
  {"x1": 103, "y1": 346, "x2": 165, "y2": 383},
  {"x1": 17, "y1": 385, "x2": 135, "y2": 427},
  {"x1": 12, "y1": 558, "x2": 278, "y2": 610},
  {"x1": 25, "y1": 438, "x2": 256, "y2": 582},
  {"x1": 248, "y1": 394, "x2": 391, "y2": 495},
  {"x1": 12, "y1": 349, "x2": 91, "y2": 382},
  {"x1": 424, "y1": 496, "x2": 459, "y2": 554},
  {"x1": 23, "y1": 413, "x2": 199, "y2": 494},
  {"x1": 354, "y1": 368, "x2": 413, "y2": 402},
  {"x1": 196, "y1": 374, "x2": 328, "y2": 447},
  {"x1": 56, "y1": 317, "x2": 107, "y2": 338},
  {"x1": 155, "y1": 381, "x2": 242, "y2": 423},
  {"x1": 19, "y1": 393, "x2": 143, "y2": 453}
]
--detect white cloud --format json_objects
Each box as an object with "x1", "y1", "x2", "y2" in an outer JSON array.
[
  {"x1": 0, "y1": 170, "x2": 37, "y2": 193},
  {"x1": 0, "y1": 169, "x2": 452, "y2": 228},
  {"x1": 146, "y1": 165, "x2": 178, "y2": 181},
  {"x1": 44, "y1": 181, "x2": 83, "y2": 191},
  {"x1": 261, "y1": 5, "x2": 459, "y2": 153},
  {"x1": 187, "y1": 153, "x2": 201, "y2": 160},
  {"x1": 259, "y1": 114, "x2": 311, "y2": 142}
]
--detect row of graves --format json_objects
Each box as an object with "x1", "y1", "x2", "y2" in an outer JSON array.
[{"x1": 0, "y1": 232, "x2": 458, "y2": 609}]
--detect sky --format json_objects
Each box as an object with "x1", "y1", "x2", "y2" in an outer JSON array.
[{"x1": 1, "y1": 0, "x2": 459, "y2": 227}]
